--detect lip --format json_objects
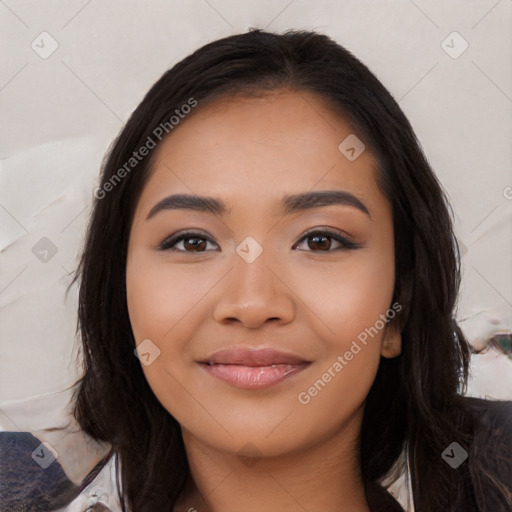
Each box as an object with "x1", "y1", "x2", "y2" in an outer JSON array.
[
  {"x1": 200, "y1": 347, "x2": 309, "y2": 366},
  {"x1": 197, "y1": 347, "x2": 311, "y2": 390}
]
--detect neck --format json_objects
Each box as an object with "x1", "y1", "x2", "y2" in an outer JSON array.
[{"x1": 174, "y1": 412, "x2": 371, "y2": 512}]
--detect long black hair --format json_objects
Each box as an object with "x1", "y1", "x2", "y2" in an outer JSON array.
[{"x1": 70, "y1": 29, "x2": 512, "y2": 511}]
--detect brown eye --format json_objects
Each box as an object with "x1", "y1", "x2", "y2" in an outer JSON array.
[
  {"x1": 160, "y1": 232, "x2": 218, "y2": 252},
  {"x1": 292, "y1": 230, "x2": 360, "y2": 252},
  {"x1": 182, "y1": 237, "x2": 207, "y2": 251},
  {"x1": 307, "y1": 234, "x2": 332, "y2": 251}
]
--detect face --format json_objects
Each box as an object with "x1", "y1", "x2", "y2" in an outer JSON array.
[{"x1": 126, "y1": 90, "x2": 400, "y2": 459}]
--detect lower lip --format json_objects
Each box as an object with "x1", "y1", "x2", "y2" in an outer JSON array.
[{"x1": 198, "y1": 362, "x2": 310, "y2": 389}]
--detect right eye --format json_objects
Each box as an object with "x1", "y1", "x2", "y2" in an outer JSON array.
[{"x1": 159, "y1": 231, "x2": 219, "y2": 252}]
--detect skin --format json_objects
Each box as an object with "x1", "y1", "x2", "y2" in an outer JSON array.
[{"x1": 126, "y1": 89, "x2": 402, "y2": 512}]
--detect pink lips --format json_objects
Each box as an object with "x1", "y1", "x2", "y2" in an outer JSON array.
[{"x1": 198, "y1": 348, "x2": 311, "y2": 390}]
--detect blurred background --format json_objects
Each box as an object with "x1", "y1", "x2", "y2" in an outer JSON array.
[{"x1": 1, "y1": 1, "x2": 511, "y2": 510}]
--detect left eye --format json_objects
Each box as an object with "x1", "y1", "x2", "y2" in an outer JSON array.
[{"x1": 292, "y1": 230, "x2": 359, "y2": 252}]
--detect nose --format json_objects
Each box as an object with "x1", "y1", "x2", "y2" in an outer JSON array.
[{"x1": 212, "y1": 247, "x2": 296, "y2": 329}]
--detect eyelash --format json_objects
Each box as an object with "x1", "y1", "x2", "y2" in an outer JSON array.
[{"x1": 159, "y1": 229, "x2": 361, "y2": 253}]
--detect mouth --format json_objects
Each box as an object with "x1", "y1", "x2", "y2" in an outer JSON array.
[{"x1": 197, "y1": 347, "x2": 311, "y2": 390}]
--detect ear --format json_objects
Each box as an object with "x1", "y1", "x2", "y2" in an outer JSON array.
[{"x1": 380, "y1": 320, "x2": 402, "y2": 358}]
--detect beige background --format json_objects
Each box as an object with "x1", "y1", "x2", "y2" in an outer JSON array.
[{"x1": 1, "y1": 1, "x2": 511, "y2": 510}]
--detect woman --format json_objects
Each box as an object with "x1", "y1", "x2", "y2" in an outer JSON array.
[{"x1": 71, "y1": 29, "x2": 512, "y2": 511}]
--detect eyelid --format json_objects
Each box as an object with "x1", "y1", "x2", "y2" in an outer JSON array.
[{"x1": 299, "y1": 226, "x2": 351, "y2": 240}]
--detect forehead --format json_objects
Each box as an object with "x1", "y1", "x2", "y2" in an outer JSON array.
[{"x1": 134, "y1": 90, "x2": 387, "y2": 219}]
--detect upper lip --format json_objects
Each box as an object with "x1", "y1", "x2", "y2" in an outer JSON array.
[{"x1": 199, "y1": 347, "x2": 309, "y2": 366}]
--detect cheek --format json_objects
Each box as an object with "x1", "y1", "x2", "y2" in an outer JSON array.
[
  {"x1": 125, "y1": 251, "x2": 220, "y2": 401},
  {"x1": 126, "y1": 254, "x2": 205, "y2": 420},
  {"x1": 126, "y1": 250, "x2": 217, "y2": 342},
  {"x1": 289, "y1": 256, "x2": 394, "y2": 431},
  {"x1": 291, "y1": 248, "x2": 395, "y2": 341}
]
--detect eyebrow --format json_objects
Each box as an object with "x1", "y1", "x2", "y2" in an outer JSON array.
[{"x1": 145, "y1": 190, "x2": 370, "y2": 221}]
